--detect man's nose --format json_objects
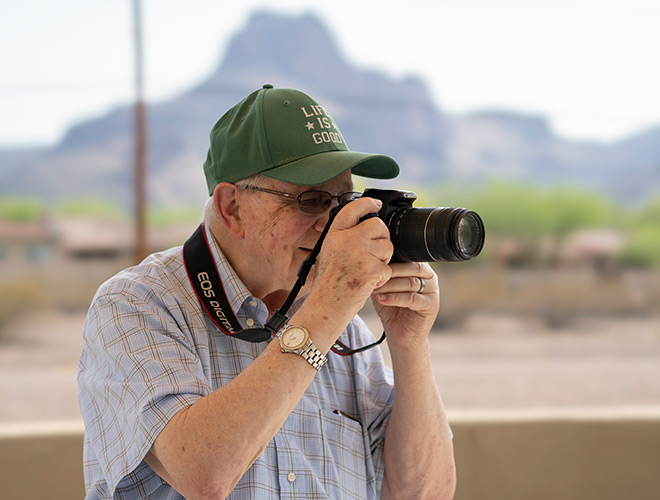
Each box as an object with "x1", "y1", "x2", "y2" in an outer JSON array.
[{"x1": 313, "y1": 210, "x2": 332, "y2": 232}]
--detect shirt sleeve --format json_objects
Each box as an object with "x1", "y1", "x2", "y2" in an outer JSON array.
[{"x1": 78, "y1": 273, "x2": 211, "y2": 497}]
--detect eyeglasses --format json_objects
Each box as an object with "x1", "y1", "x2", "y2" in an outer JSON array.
[{"x1": 240, "y1": 186, "x2": 362, "y2": 215}]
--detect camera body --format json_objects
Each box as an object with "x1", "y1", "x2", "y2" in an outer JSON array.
[{"x1": 361, "y1": 188, "x2": 485, "y2": 263}]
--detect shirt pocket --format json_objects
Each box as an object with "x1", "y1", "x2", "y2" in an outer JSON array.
[{"x1": 318, "y1": 408, "x2": 370, "y2": 500}]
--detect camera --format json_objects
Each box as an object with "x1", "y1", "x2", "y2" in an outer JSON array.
[{"x1": 360, "y1": 188, "x2": 485, "y2": 263}]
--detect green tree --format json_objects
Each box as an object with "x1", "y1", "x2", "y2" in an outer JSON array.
[
  {"x1": 620, "y1": 195, "x2": 660, "y2": 267},
  {"x1": 148, "y1": 205, "x2": 201, "y2": 227},
  {"x1": 544, "y1": 187, "x2": 619, "y2": 237},
  {"x1": 0, "y1": 197, "x2": 45, "y2": 222},
  {"x1": 55, "y1": 198, "x2": 125, "y2": 219}
]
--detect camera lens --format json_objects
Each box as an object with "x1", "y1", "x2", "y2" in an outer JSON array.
[
  {"x1": 457, "y1": 212, "x2": 484, "y2": 257},
  {"x1": 387, "y1": 207, "x2": 485, "y2": 262}
]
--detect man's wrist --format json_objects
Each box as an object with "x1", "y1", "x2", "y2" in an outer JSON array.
[
  {"x1": 388, "y1": 336, "x2": 431, "y2": 364},
  {"x1": 277, "y1": 324, "x2": 328, "y2": 370}
]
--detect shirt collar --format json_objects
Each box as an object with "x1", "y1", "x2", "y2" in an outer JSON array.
[{"x1": 203, "y1": 224, "x2": 269, "y2": 326}]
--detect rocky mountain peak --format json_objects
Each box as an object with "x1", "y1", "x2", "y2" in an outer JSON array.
[{"x1": 216, "y1": 12, "x2": 350, "y2": 80}]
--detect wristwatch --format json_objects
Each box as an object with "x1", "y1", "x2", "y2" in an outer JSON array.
[{"x1": 277, "y1": 325, "x2": 327, "y2": 370}]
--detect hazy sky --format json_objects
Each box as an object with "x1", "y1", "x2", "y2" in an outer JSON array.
[{"x1": 1, "y1": 0, "x2": 659, "y2": 147}]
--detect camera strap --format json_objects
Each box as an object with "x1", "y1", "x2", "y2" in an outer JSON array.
[
  {"x1": 183, "y1": 224, "x2": 271, "y2": 342},
  {"x1": 183, "y1": 217, "x2": 386, "y2": 355}
]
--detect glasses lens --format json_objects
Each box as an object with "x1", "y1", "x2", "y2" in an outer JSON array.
[
  {"x1": 297, "y1": 191, "x2": 360, "y2": 214},
  {"x1": 340, "y1": 192, "x2": 362, "y2": 203},
  {"x1": 298, "y1": 191, "x2": 331, "y2": 214}
]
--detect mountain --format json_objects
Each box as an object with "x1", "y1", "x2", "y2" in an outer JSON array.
[
  {"x1": 446, "y1": 111, "x2": 660, "y2": 201},
  {"x1": 0, "y1": 11, "x2": 658, "y2": 208}
]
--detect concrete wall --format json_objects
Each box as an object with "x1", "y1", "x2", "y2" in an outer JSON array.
[
  {"x1": 451, "y1": 408, "x2": 660, "y2": 500},
  {"x1": 2, "y1": 408, "x2": 659, "y2": 500},
  {"x1": 0, "y1": 420, "x2": 85, "y2": 500}
]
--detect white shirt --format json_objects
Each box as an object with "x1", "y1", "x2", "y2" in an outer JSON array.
[{"x1": 78, "y1": 225, "x2": 394, "y2": 499}]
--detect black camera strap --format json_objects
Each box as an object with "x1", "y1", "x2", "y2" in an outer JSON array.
[
  {"x1": 331, "y1": 329, "x2": 386, "y2": 356},
  {"x1": 183, "y1": 215, "x2": 386, "y2": 355},
  {"x1": 183, "y1": 224, "x2": 271, "y2": 342}
]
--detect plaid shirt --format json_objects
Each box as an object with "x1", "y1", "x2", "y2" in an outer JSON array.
[{"x1": 78, "y1": 225, "x2": 394, "y2": 499}]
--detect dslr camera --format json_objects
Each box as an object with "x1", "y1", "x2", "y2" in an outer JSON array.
[{"x1": 360, "y1": 188, "x2": 485, "y2": 263}]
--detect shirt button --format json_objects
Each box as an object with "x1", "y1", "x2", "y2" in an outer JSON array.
[
  {"x1": 287, "y1": 472, "x2": 296, "y2": 483},
  {"x1": 249, "y1": 300, "x2": 257, "y2": 307},
  {"x1": 246, "y1": 318, "x2": 254, "y2": 327}
]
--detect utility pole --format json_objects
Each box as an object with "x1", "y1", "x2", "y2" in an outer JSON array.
[{"x1": 132, "y1": 0, "x2": 148, "y2": 263}]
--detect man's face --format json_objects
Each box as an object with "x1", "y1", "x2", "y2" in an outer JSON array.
[{"x1": 236, "y1": 170, "x2": 354, "y2": 296}]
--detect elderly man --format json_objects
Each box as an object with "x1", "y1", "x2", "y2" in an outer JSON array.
[{"x1": 78, "y1": 84, "x2": 456, "y2": 499}]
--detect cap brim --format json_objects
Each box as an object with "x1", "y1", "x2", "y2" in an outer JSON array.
[{"x1": 261, "y1": 151, "x2": 400, "y2": 186}]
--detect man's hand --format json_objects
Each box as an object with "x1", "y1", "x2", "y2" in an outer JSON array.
[
  {"x1": 305, "y1": 197, "x2": 394, "y2": 330},
  {"x1": 372, "y1": 261, "x2": 440, "y2": 350}
]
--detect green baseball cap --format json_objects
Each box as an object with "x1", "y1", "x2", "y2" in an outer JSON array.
[{"x1": 203, "y1": 84, "x2": 400, "y2": 195}]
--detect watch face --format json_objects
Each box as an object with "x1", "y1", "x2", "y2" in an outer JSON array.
[{"x1": 281, "y1": 326, "x2": 308, "y2": 350}]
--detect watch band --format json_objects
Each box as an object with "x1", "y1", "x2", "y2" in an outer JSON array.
[
  {"x1": 277, "y1": 325, "x2": 328, "y2": 371},
  {"x1": 298, "y1": 342, "x2": 328, "y2": 370}
]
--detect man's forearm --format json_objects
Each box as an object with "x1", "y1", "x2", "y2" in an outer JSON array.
[
  {"x1": 381, "y1": 340, "x2": 456, "y2": 500},
  {"x1": 146, "y1": 339, "x2": 317, "y2": 499},
  {"x1": 146, "y1": 305, "x2": 347, "y2": 499}
]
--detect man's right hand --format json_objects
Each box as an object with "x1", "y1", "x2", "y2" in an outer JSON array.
[{"x1": 303, "y1": 197, "x2": 394, "y2": 333}]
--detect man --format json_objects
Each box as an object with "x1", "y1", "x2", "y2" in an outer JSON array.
[{"x1": 78, "y1": 84, "x2": 456, "y2": 499}]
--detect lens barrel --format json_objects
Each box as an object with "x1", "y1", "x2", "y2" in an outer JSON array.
[{"x1": 387, "y1": 207, "x2": 485, "y2": 262}]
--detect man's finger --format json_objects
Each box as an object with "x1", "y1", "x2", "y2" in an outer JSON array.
[{"x1": 331, "y1": 197, "x2": 382, "y2": 231}]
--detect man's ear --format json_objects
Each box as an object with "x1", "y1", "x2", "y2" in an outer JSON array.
[{"x1": 212, "y1": 183, "x2": 245, "y2": 239}]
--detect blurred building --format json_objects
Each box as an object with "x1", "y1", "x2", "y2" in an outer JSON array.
[{"x1": 0, "y1": 218, "x2": 57, "y2": 278}]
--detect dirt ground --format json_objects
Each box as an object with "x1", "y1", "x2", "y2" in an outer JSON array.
[{"x1": 1, "y1": 309, "x2": 659, "y2": 422}]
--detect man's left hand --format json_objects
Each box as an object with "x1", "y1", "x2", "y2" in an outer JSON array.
[{"x1": 371, "y1": 262, "x2": 439, "y2": 350}]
